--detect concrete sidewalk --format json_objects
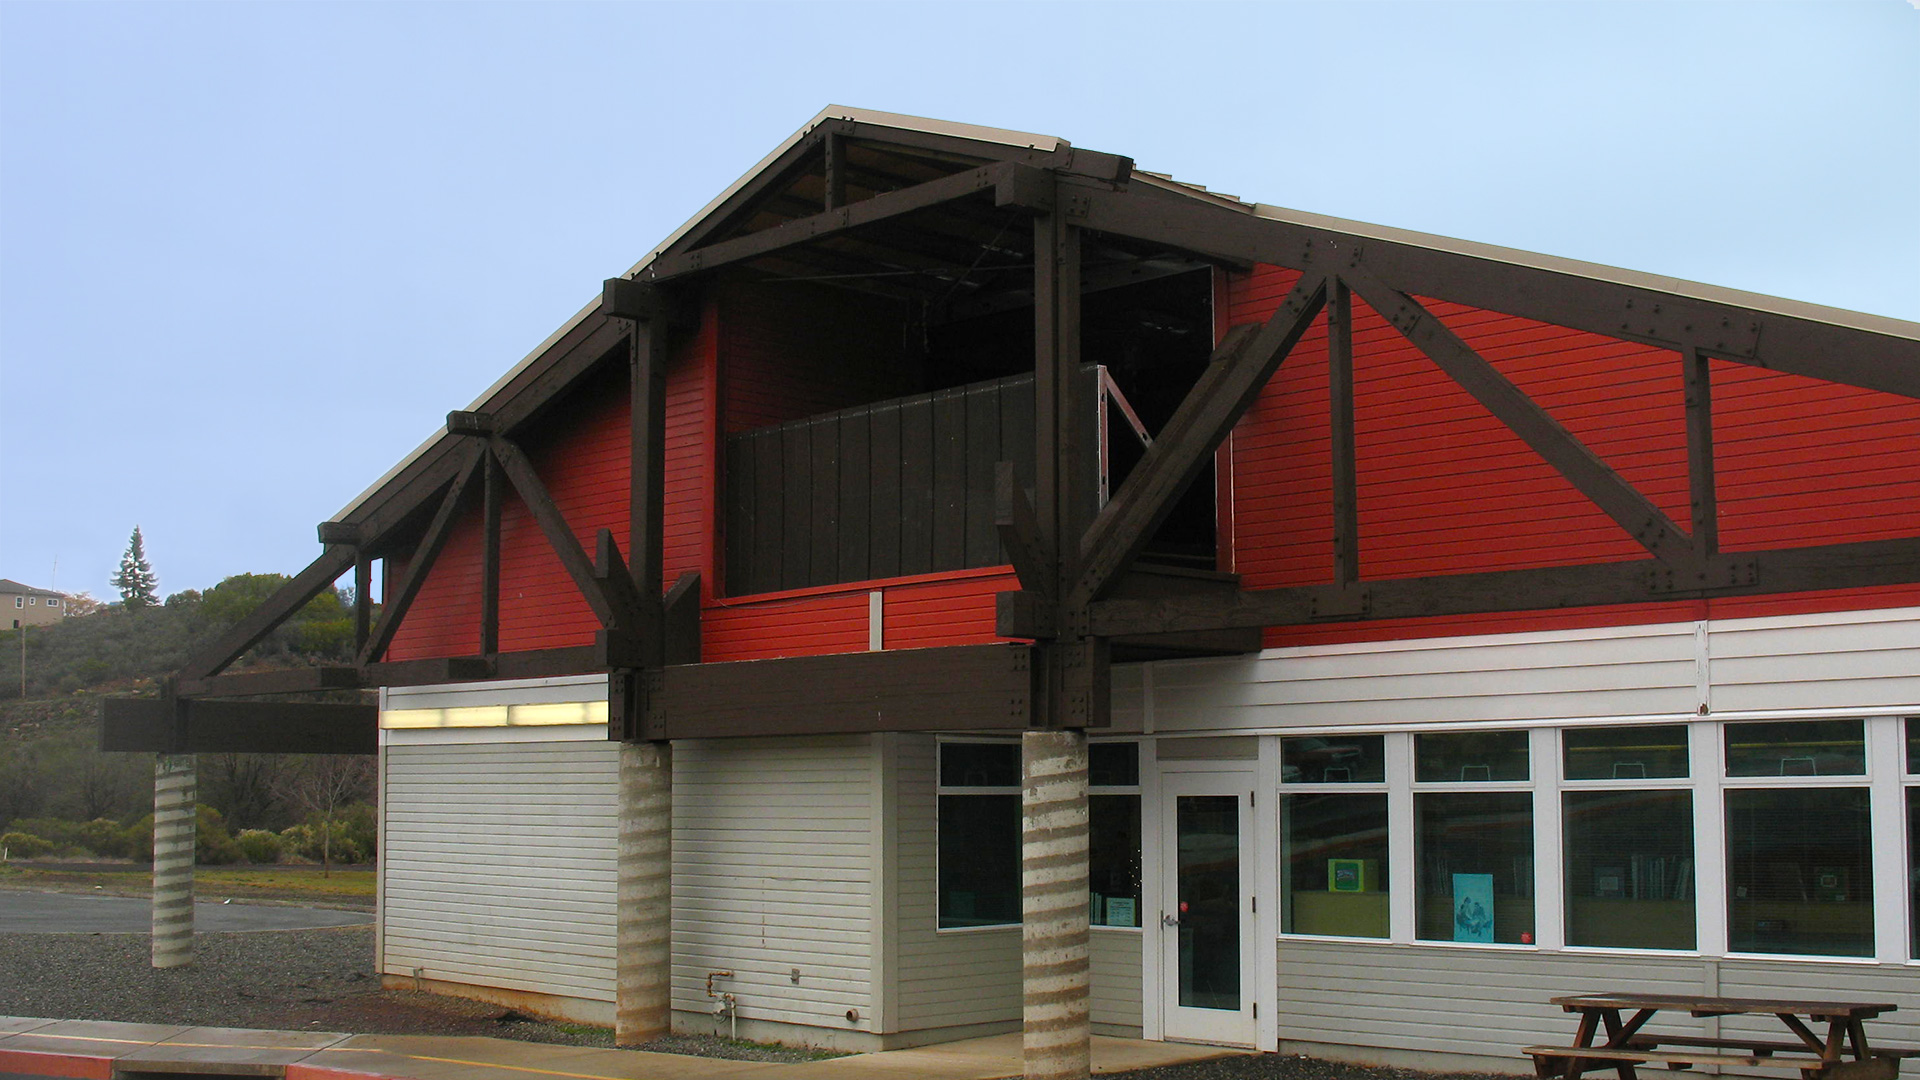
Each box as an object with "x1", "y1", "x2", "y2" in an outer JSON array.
[{"x1": 0, "y1": 1015, "x2": 1243, "y2": 1079}]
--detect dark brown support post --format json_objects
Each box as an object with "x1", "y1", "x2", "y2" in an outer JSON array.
[
  {"x1": 823, "y1": 132, "x2": 845, "y2": 211},
  {"x1": 1328, "y1": 278, "x2": 1360, "y2": 587},
  {"x1": 352, "y1": 550, "x2": 372, "y2": 654},
  {"x1": 480, "y1": 453, "x2": 502, "y2": 656},
  {"x1": 628, "y1": 311, "x2": 666, "y2": 669},
  {"x1": 1683, "y1": 346, "x2": 1719, "y2": 558}
]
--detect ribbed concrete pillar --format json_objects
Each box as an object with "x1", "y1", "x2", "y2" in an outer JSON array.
[
  {"x1": 1022, "y1": 730, "x2": 1090, "y2": 1080},
  {"x1": 616, "y1": 741, "x2": 672, "y2": 1045},
  {"x1": 151, "y1": 753, "x2": 195, "y2": 969}
]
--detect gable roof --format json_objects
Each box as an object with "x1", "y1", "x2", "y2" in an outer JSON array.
[
  {"x1": 328, "y1": 105, "x2": 1920, "y2": 534},
  {"x1": 0, "y1": 579, "x2": 64, "y2": 598}
]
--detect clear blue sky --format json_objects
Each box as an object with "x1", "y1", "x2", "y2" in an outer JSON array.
[{"x1": 2, "y1": 1, "x2": 1915, "y2": 601}]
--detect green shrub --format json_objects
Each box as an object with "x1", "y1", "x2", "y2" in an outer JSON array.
[
  {"x1": 1, "y1": 832, "x2": 53, "y2": 858},
  {"x1": 77, "y1": 817, "x2": 133, "y2": 858},
  {"x1": 279, "y1": 823, "x2": 317, "y2": 860},
  {"x1": 195, "y1": 805, "x2": 243, "y2": 865},
  {"x1": 235, "y1": 829, "x2": 284, "y2": 864}
]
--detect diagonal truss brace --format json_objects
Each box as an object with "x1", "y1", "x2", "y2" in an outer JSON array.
[
  {"x1": 1341, "y1": 262, "x2": 1699, "y2": 568},
  {"x1": 1068, "y1": 272, "x2": 1329, "y2": 608},
  {"x1": 358, "y1": 447, "x2": 487, "y2": 666}
]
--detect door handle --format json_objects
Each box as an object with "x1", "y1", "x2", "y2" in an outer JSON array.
[{"x1": 1161, "y1": 912, "x2": 1180, "y2": 927}]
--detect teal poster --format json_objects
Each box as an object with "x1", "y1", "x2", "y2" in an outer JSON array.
[{"x1": 1452, "y1": 873, "x2": 1494, "y2": 942}]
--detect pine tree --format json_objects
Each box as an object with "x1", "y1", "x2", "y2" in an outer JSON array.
[{"x1": 112, "y1": 526, "x2": 159, "y2": 611}]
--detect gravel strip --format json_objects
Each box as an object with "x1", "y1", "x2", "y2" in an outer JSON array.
[{"x1": 0, "y1": 927, "x2": 1510, "y2": 1076}]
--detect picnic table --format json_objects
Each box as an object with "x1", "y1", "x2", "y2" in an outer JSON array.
[{"x1": 1525, "y1": 992, "x2": 1917, "y2": 1079}]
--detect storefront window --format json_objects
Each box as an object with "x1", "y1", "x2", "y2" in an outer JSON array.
[
  {"x1": 1725, "y1": 718, "x2": 1864, "y2": 777},
  {"x1": 1416, "y1": 731, "x2": 1530, "y2": 783},
  {"x1": 1564, "y1": 725, "x2": 1688, "y2": 780},
  {"x1": 1282, "y1": 734, "x2": 1385, "y2": 783},
  {"x1": 938, "y1": 741, "x2": 1142, "y2": 930},
  {"x1": 1415, "y1": 792, "x2": 1534, "y2": 944},
  {"x1": 1563, "y1": 790, "x2": 1694, "y2": 949},
  {"x1": 1283, "y1": 793, "x2": 1389, "y2": 938},
  {"x1": 1089, "y1": 743, "x2": 1141, "y2": 928},
  {"x1": 938, "y1": 742, "x2": 1019, "y2": 928},
  {"x1": 1726, "y1": 787, "x2": 1872, "y2": 956},
  {"x1": 1909, "y1": 787, "x2": 1918, "y2": 961}
]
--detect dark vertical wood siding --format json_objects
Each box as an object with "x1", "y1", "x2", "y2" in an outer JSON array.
[{"x1": 721, "y1": 372, "x2": 1075, "y2": 596}]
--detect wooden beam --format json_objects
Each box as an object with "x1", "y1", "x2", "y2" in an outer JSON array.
[
  {"x1": 363, "y1": 655, "x2": 496, "y2": 686},
  {"x1": 177, "y1": 667, "x2": 362, "y2": 698},
  {"x1": 824, "y1": 132, "x2": 846, "y2": 211},
  {"x1": 647, "y1": 163, "x2": 1027, "y2": 282},
  {"x1": 1684, "y1": 346, "x2": 1719, "y2": 557},
  {"x1": 1069, "y1": 184, "x2": 1920, "y2": 400},
  {"x1": 628, "y1": 314, "x2": 666, "y2": 666},
  {"x1": 481, "y1": 453, "x2": 502, "y2": 655},
  {"x1": 357, "y1": 449, "x2": 485, "y2": 666},
  {"x1": 353, "y1": 551, "x2": 372, "y2": 654},
  {"x1": 179, "y1": 544, "x2": 358, "y2": 680},
  {"x1": 102, "y1": 698, "x2": 376, "y2": 755},
  {"x1": 1087, "y1": 536, "x2": 1920, "y2": 637},
  {"x1": 1328, "y1": 279, "x2": 1360, "y2": 587},
  {"x1": 662, "y1": 571, "x2": 702, "y2": 667},
  {"x1": 995, "y1": 462, "x2": 1051, "y2": 598},
  {"x1": 1342, "y1": 263, "x2": 1696, "y2": 567},
  {"x1": 651, "y1": 644, "x2": 1031, "y2": 738},
  {"x1": 490, "y1": 436, "x2": 641, "y2": 630},
  {"x1": 1068, "y1": 273, "x2": 1329, "y2": 608}
]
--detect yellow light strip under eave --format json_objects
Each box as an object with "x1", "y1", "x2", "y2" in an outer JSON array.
[{"x1": 381, "y1": 700, "x2": 608, "y2": 729}]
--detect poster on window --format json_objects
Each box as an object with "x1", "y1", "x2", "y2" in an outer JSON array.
[{"x1": 1452, "y1": 873, "x2": 1494, "y2": 943}]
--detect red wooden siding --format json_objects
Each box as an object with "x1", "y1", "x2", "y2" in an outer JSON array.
[
  {"x1": 386, "y1": 308, "x2": 719, "y2": 661},
  {"x1": 1225, "y1": 264, "x2": 1920, "y2": 648}
]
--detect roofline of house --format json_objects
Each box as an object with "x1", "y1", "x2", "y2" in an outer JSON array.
[{"x1": 330, "y1": 106, "x2": 1919, "y2": 526}]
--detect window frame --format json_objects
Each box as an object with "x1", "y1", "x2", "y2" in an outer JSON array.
[
  {"x1": 934, "y1": 737, "x2": 1022, "y2": 933},
  {"x1": 1279, "y1": 734, "x2": 1393, "y2": 943},
  {"x1": 1557, "y1": 724, "x2": 1696, "y2": 953}
]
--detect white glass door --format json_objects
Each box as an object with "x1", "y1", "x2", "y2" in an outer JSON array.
[{"x1": 1159, "y1": 770, "x2": 1257, "y2": 1046}]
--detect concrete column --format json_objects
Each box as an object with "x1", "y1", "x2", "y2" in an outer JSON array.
[
  {"x1": 615, "y1": 741, "x2": 672, "y2": 1045},
  {"x1": 151, "y1": 753, "x2": 195, "y2": 969},
  {"x1": 1022, "y1": 730, "x2": 1090, "y2": 1080}
]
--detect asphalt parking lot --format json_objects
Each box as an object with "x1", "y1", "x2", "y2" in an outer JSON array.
[{"x1": 0, "y1": 890, "x2": 372, "y2": 933}]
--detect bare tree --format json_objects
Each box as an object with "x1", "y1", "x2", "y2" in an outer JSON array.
[{"x1": 289, "y1": 755, "x2": 375, "y2": 875}]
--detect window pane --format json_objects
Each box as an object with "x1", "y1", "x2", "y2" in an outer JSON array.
[
  {"x1": 1090, "y1": 794, "x2": 1141, "y2": 927},
  {"x1": 1283, "y1": 793, "x2": 1389, "y2": 938},
  {"x1": 1090, "y1": 743, "x2": 1140, "y2": 787},
  {"x1": 1906, "y1": 718, "x2": 1917, "y2": 775},
  {"x1": 938, "y1": 793, "x2": 1019, "y2": 927},
  {"x1": 1725, "y1": 719, "x2": 1865, "y2": 777},
  {"x1": 1282, "y1": 735, "x2": 1385, "y2": 784},
  {"x1": 1416, "y1": 731, "x2": 1530, "y2": 783},
  {"x1": 1415, "y1": 791, "x2": 1534, "y2": 943},
  {"x1": 1910, "y1": 789, "x2": 1919, "y2": 960},
  {"x1": 1564, "y1": 726, "x2": 1689, "y2": 781},
  {"x1": 941, "y1": 742, "x2": 1019, "y2": 787},
  {"x1": 1726, "y1": 787, "x2": 1872, "y2": 956},
  {"x1": 1563, "y1": 790, "x2": 1695, "y2": 949}
]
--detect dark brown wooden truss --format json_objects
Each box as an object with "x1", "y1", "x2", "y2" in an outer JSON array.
[{"x1": 130, "y1": 116, "x2": 1920, "y2": 750}]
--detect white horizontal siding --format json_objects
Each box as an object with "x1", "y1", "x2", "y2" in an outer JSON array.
[
  {"x1": 669, "y1": 736, "x2": 876, "y2": 1032},
  {"x1": 1276, "y1": 940, "x2": 1920, "y2": 1067},
  {"x1": 1154, "y1": 626, "x2": 1699, "y2": 731},
  {"x1": 1091, "y1": 929, "x2": 1143, "y2": 1032},
  {"x1": 381, "y1": 739, "x2": 620, "y2": 1003},
  {"x1": 1709, "y1": 607, "x2": 1920, "y2": 713},
  {"x1": 894, "y1": 734, "x2": 1023, "y2": 1030}
]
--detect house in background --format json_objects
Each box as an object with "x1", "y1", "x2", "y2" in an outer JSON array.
[
  {"x1": 108, "y1": 108, "x2": 1920, "y2": 1076},
  {"x1": 2, "y1": 579, "x2": 67, "y2": 628}
]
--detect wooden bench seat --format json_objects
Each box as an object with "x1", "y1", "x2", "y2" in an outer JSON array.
[{"x1": 1524, "y1": 1044, "x2": 1902, "y2": 1078}]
